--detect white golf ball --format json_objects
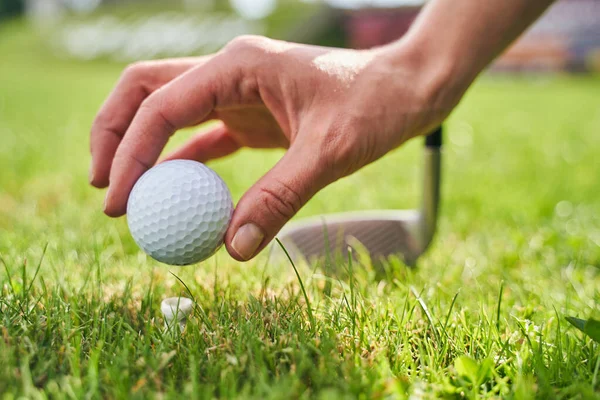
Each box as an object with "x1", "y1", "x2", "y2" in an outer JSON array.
[{"x1": 127, "y1": 160, "x2": 233, "y2": 266}]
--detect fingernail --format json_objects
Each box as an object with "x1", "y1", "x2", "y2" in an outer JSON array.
[
  {"x1": 88, "y1": 167, "x2": 95, "y2": 184},
  {"x1": 231, "y1": 223, "x2": 264, "y2": 261}
]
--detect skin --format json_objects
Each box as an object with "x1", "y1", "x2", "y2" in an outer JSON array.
[{"x1": 90, "y1": 0, "x2": 555, "y2": 261}]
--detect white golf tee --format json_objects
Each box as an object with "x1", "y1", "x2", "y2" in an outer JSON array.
[{"x1": 161, "y1": 297, "x2": 194, "y2": 332}]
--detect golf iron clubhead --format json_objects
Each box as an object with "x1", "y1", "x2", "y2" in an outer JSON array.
[{"x1": 276, "y1": 127, "x2": 442, "y2": 267}]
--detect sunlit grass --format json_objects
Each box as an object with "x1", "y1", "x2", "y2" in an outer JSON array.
[{"x1": 0, "y1": 20, "x2": 599, "y2": 398}]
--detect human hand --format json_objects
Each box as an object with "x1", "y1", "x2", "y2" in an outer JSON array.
[{"x1": 90, "y1": 36, "x2": 459, "y2": 261}]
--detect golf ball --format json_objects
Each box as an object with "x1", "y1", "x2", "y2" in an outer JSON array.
[{"x1": 127, "y1": 160, "x2": 233, "y2": 266}]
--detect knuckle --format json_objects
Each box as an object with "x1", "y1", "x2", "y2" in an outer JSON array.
[
  {"x1": 225, "y1": 35, "x2": 268, "y2": 55},
  {"x1": 139, "y1": 93, "x2": 158, "y2": 110},
  {"x1": 122, "y1": 61, "x2": 149, "y2": 80},
  {"x1": 92, "y1": 110, "x2": 110, "y2": 132},
  {"x1": 139, "y1": 93, "x2": 176, "y2": 133},
  {"x1": 92, "y1": 110, "x2": 121, "y2": 138},
  {"x1": 121, "y1": 61, "x2": 157, "y2": 90},
  {"x1": 122, "y1": 151, "x2": 153, "y2": 171},
  {"x1": 126, "y1": 60, "x2": 156, "y2": 75},
  {"x1": 259, "y1": 180, "x2": 303, "y2": 222}
]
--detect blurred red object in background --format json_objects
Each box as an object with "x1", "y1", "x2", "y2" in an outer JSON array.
[
  {"x1": 340, "y1": 0, "x2": 600, "y2": 73},
  {"x1": 345, "y1": 7, "x2": 420, "y2": 50}
]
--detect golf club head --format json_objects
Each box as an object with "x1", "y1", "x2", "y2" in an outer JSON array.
[
  {"x1": 275, "y1": 127, "x2": 443, "y2": 267},
  {"x1": 277, "y1": 210, "x2": 423, "y2": 266}
]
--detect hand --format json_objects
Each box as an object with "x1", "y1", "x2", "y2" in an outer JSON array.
[{"x1": 90, "y1": 35, "x2": 458, "y2": 261}]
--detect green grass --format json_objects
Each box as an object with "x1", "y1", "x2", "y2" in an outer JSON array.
[{"x1": 1, "y1": 19, "x2": 600, "y2": 399}]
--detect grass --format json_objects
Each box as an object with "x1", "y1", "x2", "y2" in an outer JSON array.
[{"x1": 1, "y1": 18, "x2": 600, "y2": 399}]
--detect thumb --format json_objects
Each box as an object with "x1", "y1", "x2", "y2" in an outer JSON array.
[{"x1": 225, "y1": 145, "x2": 326, "y2": 261}]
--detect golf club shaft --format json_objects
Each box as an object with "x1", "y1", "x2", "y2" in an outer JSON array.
[{"x1": 421, "y1": 126, "x2": 443, "y2": 251}]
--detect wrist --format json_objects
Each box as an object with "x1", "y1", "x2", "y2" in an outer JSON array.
[{"x1": 379, "y1": 36, "x2": 475, "y2": 115}]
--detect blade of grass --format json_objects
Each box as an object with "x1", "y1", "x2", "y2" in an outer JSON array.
[
  {"x1": 276, "y1": 238, "x2": 315, "y2": 334},
  {"x1": 443, "y1": 290, "x2": 460, "y2": 330},
  {"x1": 25, "y1": 243, "x2": 48, "y2": 295},
  {"x1": 410, "y1": 286, "x2": 440, "y2": 344},
  {"x1": 0, "y1": 255, "x2": 16, "y2": 295},
  {"x1": 347, "y1": 248, "x2": 357, "y2": 340},
  {"x1": 170, "y1": 272, "x2": 214, "y2": 331},
  {"x1": 496, "y1": 281, "x2": 504, "y2": 332}
]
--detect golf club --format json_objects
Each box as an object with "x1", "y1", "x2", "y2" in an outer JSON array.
[{"x1": 276, "y1": 126, "x2": 443, "y2": 266}]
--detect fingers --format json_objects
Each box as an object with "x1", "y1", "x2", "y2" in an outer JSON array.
[
  {"x1": 162, "y1": 123, "x2": 241, "y2": 163},
  {"x1": 90, "y1": 58, "x2": 206, "y2": 188},
  {"x1": 104, "y1": 55, "x2": 238, "y2": 217},
  {"x1": 225, "y1": 143, "x2": 327, "y2": 261}
]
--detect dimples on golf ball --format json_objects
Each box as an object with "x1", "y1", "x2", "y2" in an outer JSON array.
[{"x1": 127, "y1": 160, "x2": 233, "y2": 266}]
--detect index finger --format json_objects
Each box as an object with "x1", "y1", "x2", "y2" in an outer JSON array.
[
  {"x1": 90, "y1": 58, "x2": 206, "y2": 188},
  {"x1": 103, "y1": 54, "x2": 240, "y2": 217}
]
